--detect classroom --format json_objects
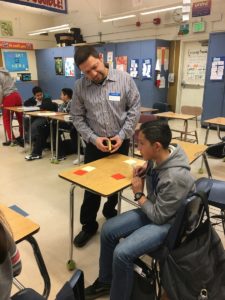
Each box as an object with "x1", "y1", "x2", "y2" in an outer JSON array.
[{"x1": 0, "y1": 0, "x2": 225, "y2": 299}]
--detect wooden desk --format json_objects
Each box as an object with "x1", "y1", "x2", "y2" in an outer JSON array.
[
  {"x1": 25, "y1": 111, "x2": 66, "y2": 154},
  {"x1": 140, "y1": 106, "x2": 158, "y2": 114},
  {"x1": 0, "y1": 204, "x2": 50, "y2": 298},
  {"x1": 4, "y1": 106, "x2": 40, "y2": 148},
  {"x1": 203, "y1": 117, "x2": 225, "y2": 145},
  {"x1": 134, "y1": 140, "x2": 211, "y2": 178},
  {"x1": 59, "y1": 154, "x2": 144, "y2": 269},
  {"x1": 155, "y1": 112, "x2": 196, "y2": 141}
]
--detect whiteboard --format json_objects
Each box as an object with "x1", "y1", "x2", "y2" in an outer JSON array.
[{"x1": 182, "y1": 43, "x2": 208, "y2": 86}]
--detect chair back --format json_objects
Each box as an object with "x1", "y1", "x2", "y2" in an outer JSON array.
[
  {"x1": 181, "y1": 105, "x2": 202, "y2": 116},
  {"x1": 165, "y1": 193, "x2": 204, "y2": 251}
]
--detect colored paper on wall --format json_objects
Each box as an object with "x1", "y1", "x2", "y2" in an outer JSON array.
[
  {"x1": 130, "y1": 59, "x2": 139, "y2": 78},
  {"x1": 3, "y1": 51, "x2": 29, "y2": 72},
  {"x1": 55, "y1": 57, "x2": 64, "y2": 75},
  {"x1": 192, "y1": 0, "x2": 211, "y2": 17},
  {"x1": 142, "y1": 58, "x2": 152, "y2": 79},
  {"x1": 64, "y1": 57, "x2": 75, "y2": 77},
  {"x1": 115, "y1": 56, "x2": 128, "y2": 72}
]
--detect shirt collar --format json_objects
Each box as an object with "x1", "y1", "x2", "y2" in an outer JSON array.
[{"x1": 85, "y1": 68, "x2": 117, "y2": 87}]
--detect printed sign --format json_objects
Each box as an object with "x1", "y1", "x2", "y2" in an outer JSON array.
[
  {"x1": 3, "y1": 51, "x2": 29, "y2": 72},
  {"x1": 0, "y1": 41, "x2": 33, "y2": 50},
  {"x1": 2, "y1": 0, "x2": 67, "y2": 14},
  {"x1": 192, "y1": 0, "x2": 211, "y2": 17}
]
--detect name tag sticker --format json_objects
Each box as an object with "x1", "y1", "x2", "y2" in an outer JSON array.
[{"x1": 109, "y1": 92, "x2": 121, "y2": 101}]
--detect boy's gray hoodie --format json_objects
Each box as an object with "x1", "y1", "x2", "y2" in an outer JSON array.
[
  {"x1": 0, "y1": 68, "x2": 17, "y2": 104},
  {"x1": 141, "y1": 144, "x2": 195, "y2": 225}
]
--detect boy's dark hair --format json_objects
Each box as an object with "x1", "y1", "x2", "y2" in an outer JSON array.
[
  {"x1": 140, "y1": 120, "x2": 172, "y2": 149},
  {"x1": 32, "y1": 86, "x2": 42, "y2": 95},
  {"x1": 74, "y1": 45, "x2": 99, "y2": 68},
  {"x1": 61, "y1": 88, "x2": 73, "y2": 99}
]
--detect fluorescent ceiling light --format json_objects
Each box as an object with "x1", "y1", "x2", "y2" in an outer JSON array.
[
  {"x1": 102, "y1": 15, "x2": 136, "y2": 22},
  {"x1": 28, "y1": 24, "x2": 70, "y2": 35},
  {"x1": 140, "y1": 5, "x2": 182, "y2": 15}
]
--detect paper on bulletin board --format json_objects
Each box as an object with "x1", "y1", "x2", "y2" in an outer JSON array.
[
  {"x1": 115, "y1": 56, "x2": 128, "y2": 72},
  {"x1": 210, "y1": 57, "x2": 225, "y2": 81},
  {"x1": 157, "y1": 47, "x2": 169, "y2": 72},
  {"x1": 107, "y1": 51, "x2": 114, "y2": 69},
  {"x1": 130, "y1": 59, "x2": 139, "y2": 78},
  {"x1": 64, "y1": 57, "x2": 75, "y2": 77},
  {"x1": 54, "y1": 57, "x2": 64, "y2": 75},
  {"x1": 142, "y1": 58, "x2": 152, "y2": 79}
]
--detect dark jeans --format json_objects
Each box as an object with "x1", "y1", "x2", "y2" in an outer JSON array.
[
  {"x1": 81, "y1": 139, "x2": 130, "y2": 233},
  {"x1": 32, "y1": 118, "x2": 50, "y2": 156}
]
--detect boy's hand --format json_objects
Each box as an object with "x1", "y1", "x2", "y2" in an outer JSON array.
[
  {"x1": 132, "y1": 176, "x2": 144, "y2": 194},
  {"x1": 133, "y1": 162, "x2": 148, "y2": 178}
]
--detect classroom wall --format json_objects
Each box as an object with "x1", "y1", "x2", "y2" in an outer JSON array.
[{"x1": 35, "y1": 39, "x2": 170, "y2": 106}]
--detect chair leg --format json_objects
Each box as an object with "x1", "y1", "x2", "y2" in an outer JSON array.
[{"x1": 195, "y1": 130, "x2": 199, "y2": 144}]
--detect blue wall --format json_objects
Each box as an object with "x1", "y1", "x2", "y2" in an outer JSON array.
[
  {"x1": 16, "y1": 81, "x2": 38, "y2": 102},
  {"x1": 35, "y1": 39, "x2": 170, "y2": 106}
]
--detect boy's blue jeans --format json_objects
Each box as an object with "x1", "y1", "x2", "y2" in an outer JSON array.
[{"x1": 99, "y1": 209, "x2": 171, "y2": 300}]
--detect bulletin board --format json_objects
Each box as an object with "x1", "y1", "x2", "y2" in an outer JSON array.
[{"x1": 182, "y1": 45, "x2": 208, "y2": 85}]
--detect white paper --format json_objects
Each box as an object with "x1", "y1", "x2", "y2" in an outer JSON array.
[
  {"x1": 37, "y1": 112, "x2": 57, "y2": 116},
  {"x1": 82, "y1": 166, "x2": 96, "y2": 172},
  {"x1": 123, "y1": 159, "x2": 137, "y2": 165}
]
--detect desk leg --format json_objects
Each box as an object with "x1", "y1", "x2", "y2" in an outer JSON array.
[
  {"x1": 50, "y1": 120, "x2": 54, "y2": 162},
  {"x1": 202, "y1": 153, "x2": 212, "y2": 179},
  {"x1": 199, "y1": 124, "x2": 210, "y2": 174},
  {"x1": 67, "y1": 184, "x2": 76, "y2": 271},
  {"x1": 22, "y1": 114, "x2": 26, "y2": 150},
  {"x1": 29, "y1": 116, "x2": 32, "y2": 154},
  {"x1": 56, "y1": 120, "x2": 59, "y2": 162},
  {"x1": 117, "y1": 191, "x2": 122, "y2": 214},
  {"x1": 184, "y1": 120, "x2": 188, "y2": 141},
  {"x1": 26, "y1": 235, "x2": 51, "y2": 298}
]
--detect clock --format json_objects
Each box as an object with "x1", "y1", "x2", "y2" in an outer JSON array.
[{"x1": 172, "y1": 8, "x2": 182, "y2": 23}]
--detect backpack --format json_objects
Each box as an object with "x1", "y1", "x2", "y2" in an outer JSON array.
[
  {"x1": 206, "y1": 141, "x2": 225, "y2": 158},
  {"x1": 160, "y1": 192, "x2": 225, "y2": 300}
]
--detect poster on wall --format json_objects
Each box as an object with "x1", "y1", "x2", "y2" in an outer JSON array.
[
  {"x1": 2, "y1": 0, "x2": 67, "y2": 14},
  {"x1": 210, "y1": 57, "x2": 225, "y2": 81},
  {"x1": 142, "y1": 58, "x2": 152, "y2": 79},
  {"x1": 3, "y1": 51, "x2": 28, "y2": 72},
  {"x1": 192, "y1": 0, "x2": 211, "y2": 17},
  {"x1": 130, "y1": 59, "x2": 139, "y2": 78},
  {"x1": 64, "y1": 57, "x2": 75, "y2": 77},
  {"x1": 0, "y1": 21, "x2": 13, "y2": 36},
  {"x1": 107, "y1": 51, "x2": 114, "y2": 69},
  {"x1": 54, "y1": 57, "x2": 64, "y2": 75},
  {"x1": 157, "y1": 47, "x2": 169, "y2": 71},
  {"x1": 115, "y1": 56, "x2": 128, "y2": 72}
]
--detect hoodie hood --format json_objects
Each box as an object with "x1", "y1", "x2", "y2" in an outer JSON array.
[{"x1": 155, "y1": 144, "x2": 190, "y2": 171}]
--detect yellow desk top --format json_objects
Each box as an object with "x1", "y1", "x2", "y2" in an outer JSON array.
[
  {"x1": 59, "y1": 154, "x2": 145, "y2": 197},
  {"x1": 140, "y1": 107, "x2": 158, "y2": 113},
  {"x1": 204, "y1": 117, "x2": 225, "y2": 126},
  {"x1": 155, "y1": 111, "x2": 196, "y2": 120},
  {"x1": 48, "y1": 114, "x2": 70, "y2": 122},
  {"x1": 25, "y1": 111, "x2": 66, "y2": 117},
  {"x1": 0, "y1": 204, "x2": 39, "y2": 243},
  {"x1": 4, "y1": 106, "x2": 40, "y2": 113},
  {"x1": 135, "y1": 140, "x2": 207, "y2": 165}
]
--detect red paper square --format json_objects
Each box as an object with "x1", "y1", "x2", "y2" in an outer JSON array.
[
  {"x1": 73, "y1": 169, "x2": 88, "y2": 176},
  {"x1": 112, "y1": 173, "x2": 125, "y2": 180}
]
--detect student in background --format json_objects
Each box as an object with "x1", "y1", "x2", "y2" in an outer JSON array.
[
  {"x1": 70, "y1": 45, "x2": 140, "y2": 248},
  {"x1": 0, "y1": 209, "x2": 22, "y2": 300},
  {"x1": 54, "y1": 88, "x2": 78, "y2": 160},
  {"x1": 85, "y1": 121, "x2": 195, "y2": 300},
  {"x1": 0, "y1": 68, "x2": 23, "y2": 146},
  {"x1": 24, "y1": 86, "x2": 57, "y2": 161}
]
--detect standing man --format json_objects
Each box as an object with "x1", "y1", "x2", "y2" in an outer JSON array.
[
  {"x1": 0, "y1": 68, "x2": 23, "y2": 146},
  {"x1": 70, "y1": 45, "x2": 140, "y2": 247}
]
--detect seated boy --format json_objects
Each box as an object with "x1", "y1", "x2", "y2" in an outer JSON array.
[
  {"x1": 53, "y1": 88, "x2": 78, "y2": 160},
  {"x1": 85, "y1": 120, "x2": 195, "y2": 300},
  {"x1": 24, "y1": 86, "x2": 56, "y2": 161}
]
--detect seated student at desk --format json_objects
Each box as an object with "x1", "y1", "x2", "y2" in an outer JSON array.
[
  {"x1": 85, "y1": 120, "x2": 195, "y2": 300},
  {"x1": 0, "y1": 209, "x2": 22, "y2": 300},
  {"x1": 53, "y1": 88, "x2": 78, "y2": 160},
  {"x1": 24, "y1": 86, "x2": 57, "y2": 161}
]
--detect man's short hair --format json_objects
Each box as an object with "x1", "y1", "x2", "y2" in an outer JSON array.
[
  {"x1": 74, "y1": 45, "x2": 99, "y2": 68},
  {"x1": 140, "y1": 120, "x2": 172, "y2": 149},
  {"x1": 32, "y1": 86, "x2": 42, "y2": 95},
  {"x1": 61, "y1": 88, "x2": 73, "y2": 99}
]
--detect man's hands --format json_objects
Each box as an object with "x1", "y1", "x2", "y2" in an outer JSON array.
[{"x1": 95, "y1": 135, "x2": 123, "y2": 153}]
